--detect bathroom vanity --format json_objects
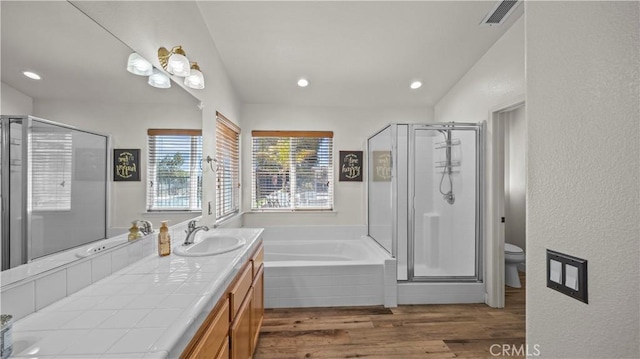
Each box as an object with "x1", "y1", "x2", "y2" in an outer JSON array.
[
  {"x1": 181, "y1": 242, "x2": 264, "y2": 359},
  {"x1": 4, "y1": 225, "x2": 264, "y2": 358}
]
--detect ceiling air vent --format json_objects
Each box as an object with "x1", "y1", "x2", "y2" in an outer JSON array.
[{"x1": 481, "y1": 0, "x2": 520, "y2": 26}]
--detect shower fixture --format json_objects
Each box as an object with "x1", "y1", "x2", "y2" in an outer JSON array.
[{"x1": 436, "y1": 129, "x2": 460, "y2": 205}]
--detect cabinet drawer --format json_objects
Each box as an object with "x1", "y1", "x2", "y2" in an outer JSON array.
[
  {"x1": 251, "y1": 243, "x2": 264, "y2": 279},
  {"x1": 229, "y1": 262, "x2": 252, "y2": 319}
]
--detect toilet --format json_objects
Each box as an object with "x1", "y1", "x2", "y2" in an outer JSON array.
[{"x1": 505, "y1": 243, "x2": 525, "y2": 288}]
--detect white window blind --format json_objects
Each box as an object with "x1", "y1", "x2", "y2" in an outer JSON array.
[
  {"x1": 30, "y1": 127, "x2": 72, "y2": 211},
  {"x1": 147, "y1": 129, "x2": 202, "y2": 211},
  {"x1": 216, "y1": 112, "x2": 240, "y2": 221},
  {"x1": 251, "y1": 131, "x2": 333, "y2": 211}
]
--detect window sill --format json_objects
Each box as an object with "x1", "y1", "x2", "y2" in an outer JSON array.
[
  {"x1": 144, "y1": 210, "x2": 202, "y2": 214},
  {"x1": 246, "y1": 210, "x2": 337, "y2": 215},
  {"x1": 215, "y1": 211, "x2": 242, "y2": 226}
]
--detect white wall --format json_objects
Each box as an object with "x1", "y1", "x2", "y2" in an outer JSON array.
[
  {"x1": 33, "y1": 98, "x2": 202, "y2": 234},
  {"x1": 526, "y1": 2, "x2": 639, "y2": 357},
  {"x1": 434, "y1": 15, "x2": 524, "y2": 123},
  {"x1": 241, "y1": 104, "x2": 432, "y2": 227},
  {"x1": 1, "y1": 82, "x2": 33, "y2": 115}
]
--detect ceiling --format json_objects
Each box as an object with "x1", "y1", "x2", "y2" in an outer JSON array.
[
  {"x1": 1, "y1": 1, "x2": 522, "y2": 109},
  {"x1": 0, "y1": 1, "x2": 198, "y2": 106},
  {"x1": 196, "y1": 1, "x2": 523, "y2": 107}
]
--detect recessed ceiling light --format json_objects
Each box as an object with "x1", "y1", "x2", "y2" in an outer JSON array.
[
  {"x1": 297, "y1": 78, "x2": 309, "y2": 87},
  {"x1": 22, "y1": 71, "x2": 41, "y2": 80},
  {"x1": 410, "y1": 81, "x2": 422, "y2": 90}
]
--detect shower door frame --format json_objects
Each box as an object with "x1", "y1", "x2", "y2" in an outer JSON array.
[
  {"x1": 365, "y1": 124, "x2": 399, "y2": 258},
  {"x1": 407, "y1": 123, "x2": 484, "y2": 283},
  {"x1": 0, "y1": 117, "x2": 31, "y2": 269}
]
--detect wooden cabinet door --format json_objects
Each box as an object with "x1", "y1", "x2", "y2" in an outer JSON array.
[
  {"x1": 251, "y1": 264, "x2": 264, "y2": 350},
  {"x1": 216, "y1": 337, "x2": 230, "y2": 359},
  {"x1": 184, "y1": 299, "x2": 230, "y2": 359},
  {"x1": 230, "y1": 288, "x2": 253, "y2": 359}
]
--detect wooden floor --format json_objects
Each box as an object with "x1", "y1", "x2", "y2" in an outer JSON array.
[{"x1": 255, "y1": 273, "x2": 525, "y2": 359}]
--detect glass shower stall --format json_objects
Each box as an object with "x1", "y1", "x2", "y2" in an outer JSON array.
[
  {"x1": 1, "y1": 116, "x2": 109, "y2": 270},
  {"x1": 368, "y1": 123, "x2": 483, "y2": 283}
]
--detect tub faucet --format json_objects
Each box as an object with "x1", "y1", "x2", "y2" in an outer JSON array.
[
  {"x1": 138, "y1": 220, "x2": 154, "y2": 236},
  {"x1": 184, "y1": 220, "x2": 209, "y2": 245}
]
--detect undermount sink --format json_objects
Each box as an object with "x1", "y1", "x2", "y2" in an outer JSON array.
[{"x1": 174, "y1": 235, "x2": 246, "y2": 257}]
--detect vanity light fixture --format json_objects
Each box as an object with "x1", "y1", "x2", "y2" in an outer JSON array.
[
  {"x1": 297, "y1": 78, "x2": 309, "y2": 87},
  {"x1": 410, "y1": 80, "x2": 423, "y2": 90},
  {"x1": 158, "y1": 46, "x2": 191, "y2": 77},
  {"x1": 184, "y1": 63, "x2": 205, "y2": 89},
  {"x1": 126, "y1": 53, "x2": 153, "y2": 76},
  {"x1": 22, "y1": 71, "x2": 41, "y2": 80},
  {"x1": 148, "y1": 68, "x2": 171, "y2": 89}
]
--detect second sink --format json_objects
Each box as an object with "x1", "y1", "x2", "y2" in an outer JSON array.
[{"x1": 174, "y1": 235, "x2": 245, "y2": 257}]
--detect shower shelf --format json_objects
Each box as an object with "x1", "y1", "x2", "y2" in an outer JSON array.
[
  {"x1": 435, "y1": 160, "x2": 461, "y2": 168},
  {"x1": 436, "y1": 169, "x2": 460, "y2": 174},
  {"x1": 435, "y1": 138, "x2": 461, "y2": 149}
]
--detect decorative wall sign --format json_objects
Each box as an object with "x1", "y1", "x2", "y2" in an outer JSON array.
[
  {"x1": 372, "y1": 151, "x2": 392, "y2": 182},
  {"x1": 113, "y1": 149, "x2": 140, "y2": 181},
  {"x1": 339, "y1": 151, "x2": 363, "y2": 182}
]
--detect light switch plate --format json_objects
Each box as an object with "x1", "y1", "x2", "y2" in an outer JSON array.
[{"x1": 546, "y1": 249, "x2": 588, "y2": 304}]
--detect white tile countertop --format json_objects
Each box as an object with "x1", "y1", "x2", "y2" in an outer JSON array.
[{"x1": 8, "y1": 227, "x2": 264, "y2": 359}]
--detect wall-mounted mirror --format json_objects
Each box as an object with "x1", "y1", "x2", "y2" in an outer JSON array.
[{"x1": 1, "y1": 1, "x2": 202, "y2": 285}]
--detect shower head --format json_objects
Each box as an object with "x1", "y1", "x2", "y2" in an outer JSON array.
[{"x1": 444, "y1": 191, "x2": 455, "y2": 205}]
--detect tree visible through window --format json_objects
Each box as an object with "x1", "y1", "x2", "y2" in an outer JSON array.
[
  {"x1": 251, "y1": 131, "x2": 333, "y2": 210},
  {"x1": 147, "y1": 129, "x2": 202, "y2": 211}
]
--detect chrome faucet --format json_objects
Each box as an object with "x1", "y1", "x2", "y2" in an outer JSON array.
[
  {"x1": 138, "y1": 220, "x2": 154, "y2": 236},
  {"x1": 184, "y1": 219, "x2": 209, "y2": 245}
]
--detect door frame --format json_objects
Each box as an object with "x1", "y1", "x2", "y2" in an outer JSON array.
[
  {"x1": 408, "y1": 123, "x2": 484, "y2": 282},
  {"x1": 485, "y1": 96, "x2": 525, "y2": 308}
]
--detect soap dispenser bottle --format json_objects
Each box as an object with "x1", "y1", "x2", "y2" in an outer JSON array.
[
  {"x1": 128, "y1": 221, "x2": 141, "y2": 242},
  {"x1": 158, "y1": 221, "x2": 171, "y2": 256}
]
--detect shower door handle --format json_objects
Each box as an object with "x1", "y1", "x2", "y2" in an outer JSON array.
[{"x1": 501, "y1": 217, "x2": 505, "y2": 223}]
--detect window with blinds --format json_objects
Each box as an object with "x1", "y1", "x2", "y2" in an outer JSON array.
[
  {"x1": 147, "y1": 129, "x2": 202, "y2": 211},
  {"x1": 30, "y1": 127, "x2": 73, "y2": 211},
  {"x1": 251, "y1": 131, "x2": 333, "y2": 211},
  {"x1": 216, "y1": 113, "x2": 240, "y2": 221}
]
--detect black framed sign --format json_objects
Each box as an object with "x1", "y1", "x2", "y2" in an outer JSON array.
[
  {"x1": 113, "y1": 149, "x2": 140, "y2": 181},
  {"x1": 339, "y1": 151, "x2": 363, "y2": 182}
]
